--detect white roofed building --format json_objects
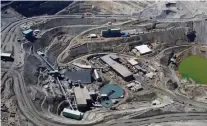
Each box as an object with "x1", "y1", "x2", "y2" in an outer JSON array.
[
  {"x1": 127, "y1": 58, "x2": 138, "y2": 66},
  {"x1": 1, "y1": 52, "x2": 13, "y2": 61},
  {"x1": 135, "y1": 45, "x2": 152, "y2": 55},
  {"x1": 1, "y1": 53, "x2": 12, "y2": 57}
]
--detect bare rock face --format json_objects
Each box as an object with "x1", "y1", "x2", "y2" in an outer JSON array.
[
  {"x1": 24, "y1": 55, "x2": 41, "y2": 85},
  {"x1": 9, "y1": 1, "x2": 72, "y2": 17},
  {"x1": 193, "y1": 20, "x2": 207, "y2": 44}
]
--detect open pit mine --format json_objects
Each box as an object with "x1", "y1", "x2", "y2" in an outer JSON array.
[{"x1": 1, "y1": 1, "x2": 207, "y2": 126}]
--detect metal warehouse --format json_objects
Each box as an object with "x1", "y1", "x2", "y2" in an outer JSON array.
[
  {"x1": 65, "y1": 69, "x2": 92, "y2": 84},
  {"x1": 101, "y1": 54, "x2": 133, "y2": 81},
  {"x1": 101, "y1": 28, "x2": 121, "y2": 37}
]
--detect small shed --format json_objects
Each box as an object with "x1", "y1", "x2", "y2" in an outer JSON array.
[
  {"x1": 126, "y1": 82, "x2": 136, "y2": 88},
  {"x1": 134, "y1": 84, "x2": 143, "y2": 91},
  {"x1": 62, "y1": 108, "x2": 84, "y2": 120}
]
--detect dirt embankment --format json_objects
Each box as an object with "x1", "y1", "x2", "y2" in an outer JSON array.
[
  {"x1": 57, "y1": 1, "x2": 154, "y2": 15},
  {"x1": 176, "y1": 46, "x2": 207, "y2": 64},
  {"x1": 23, "y1": 55, "x2": 41, "y2": 85},
  {"x1": 139, "y1": 1, "x2": 207, "y2": 19},
  {"x1": 34, "y1": 26, "x2": 92, "y2": 50},
  {"x1": 60, "y1": 27, "x2": 188, "y2": 64},
  {"x1": 31, "y1": 17, "x2": 128, "y2": 30},
  {"x1": 193, "y1": 20, "x2": 207, "y2": 44}
]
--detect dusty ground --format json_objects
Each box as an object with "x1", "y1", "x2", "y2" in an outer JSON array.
[
  {"x1": 88, "y1": 1, "x2": 154, "y2": 15},
  {"x1": 147, "y1": 120, "x2": 207, "y2": 126},
  {"x1": 1, "y1": 7, "x2": 24, "y2": 30},
  {"x1": 1, "y1": 77, "x2": 34, "y2": 126},
  {"x1": 138, "y1": 1, "x2": 207, "y2": 19}
]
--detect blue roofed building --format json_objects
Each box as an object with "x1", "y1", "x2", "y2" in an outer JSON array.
[{"x1": 22, "y1": 29, "x2": 33, "y2": 36}]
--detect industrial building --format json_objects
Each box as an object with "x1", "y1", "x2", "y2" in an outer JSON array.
[
  {"x1": 74, "y1": 87, "x2": 91, "y2": 109},
  {"x1": 101, "y1": 29, "x2": 121, "y2": 37},
  {"x1": 65, "y1": 69, "x2": 92, "y2": 84},
  {"x1": 101, "y1": 54, "x2": 133, "y2": 81},
  {"x1": 134, "y1": 45, "x2": 152, "y2": 55},
  {"x1": 62, "y1": 108, "x2": 84, "y2": 120}
]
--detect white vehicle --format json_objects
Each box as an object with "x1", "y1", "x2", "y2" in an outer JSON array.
[
  {"x1": 87, "y1": 34, "x2": 97, "y2": 38},
  {"x1": 94, "y1": 69, "x2": 101, "y2": 81},
  {"x1": 37, "y1": 51, "x2": 44, "y2": 56}
]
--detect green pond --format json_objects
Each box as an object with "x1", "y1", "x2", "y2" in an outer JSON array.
[{"x1": 178, "y1": 55, "x2": 207, "y2": 84}]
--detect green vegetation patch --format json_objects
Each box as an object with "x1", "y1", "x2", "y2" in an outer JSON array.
[{"x1": 178, "y1": 55, "x2": 207, "y2": 84}]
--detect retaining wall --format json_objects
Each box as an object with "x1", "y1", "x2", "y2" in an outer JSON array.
[{"x1": 193, "y1": 20, "x2": 207, "y2": 44}]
